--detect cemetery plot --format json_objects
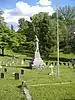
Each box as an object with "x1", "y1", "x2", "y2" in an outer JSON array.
[{"x1": 0, "y1": 61, "x2": 75, "y2": 100}]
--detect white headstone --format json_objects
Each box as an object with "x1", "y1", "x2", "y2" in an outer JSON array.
[
  {"x1": 49, "y1": 64, "x2": 54, "y2": 75},
  {"x1": 21, "y1": 59, "x2": 24, "y2": 65},
  {"x1": 0, "y1": 65, "x2": 2, "y2": 68}
]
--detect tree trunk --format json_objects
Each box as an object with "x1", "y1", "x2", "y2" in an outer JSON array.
[{"x1": 2, "y1": 47, "x2": 4, "y2": 56}]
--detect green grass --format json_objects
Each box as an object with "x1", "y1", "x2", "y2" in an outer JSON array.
[
  {"x1": 0, "y1": 49, "x2": 75, "y2": 100},
  {"x1": 0, "y1": 67, "x2": 27, "y2": 100},
  {"x1": 25, "y1": 66, "x2": 75, "y2": 100},
  {"x1": 0, "y1": 80, "x2": 26, "y2": 100},
  {"x1": 0, "y1": 64, "x2": 75, "y2": 100},
  {"x1": 51, "y1": 52, "x2": 75, "y2": 59},
  {"x1": 29, "y1": 84, "x2": 75, "y2": 100}
]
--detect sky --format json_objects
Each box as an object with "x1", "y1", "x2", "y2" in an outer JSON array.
[{"x1": 0, "y1": 0, "x2": 75, "y2": 31}]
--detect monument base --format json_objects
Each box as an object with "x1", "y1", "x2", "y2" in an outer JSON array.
[{"x1": 29, "y1": 51, "x2": 45, "y2": 69}]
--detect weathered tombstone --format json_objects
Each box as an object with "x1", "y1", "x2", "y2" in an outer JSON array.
[
  {"x1": 12, "y1": 54, "x2": 15, "y2": 59},
  {"x1": 21, "y1": 81, "x2": 27, "y2": 87},
  {"x1": 21, "y1": 70, "x2": 24, "y2": 74},
  {"x1": 51, "y1": 62, "x2": 53, "y2": 65},
  {"x1": 4, "y1": 68, "x2": 7, "y2": 72},
  {"x1": 72, "y1": 64, "x2": 75, "y2": 69},
  {"x1": 67, "y1": 62, "x2": 69, "y2": 66},
  {"x1": 46, "y1": 62, "x2": 48, "y2": 65},
  {"x1": 15, "y1": 73, "x2": 19, "y2": 80},
  {"x1": 59, "y1": 62, "x2": 62, "y2": 65},
  {"x1": 12, "y1": 61, "x2": 15, "y2": 65},
  {"x1": 21, "y1": 59, "x2": 24, "y2": 65},
  {"x1": 1, "y1": 73, "x2": 4, "y2": 78},
  {"x1": 23, "y1": 58, "x2": 25, "y2": 61},
  {"x1": 63, "y1": 62, "x2": 66, "y2": 66}
]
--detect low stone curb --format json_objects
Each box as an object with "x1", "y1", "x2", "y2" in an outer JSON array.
[
  {"x1": 29, "y1": 82, "x2": 72, "y2": 87},
  {"x1": 22, "y1": 81, "x2": 32, "y2": 100}
]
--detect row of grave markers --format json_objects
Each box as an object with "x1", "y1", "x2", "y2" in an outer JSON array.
[
  {"x1": 0, "y1": 59, "x2": 25, "y2": 66},
  {"x1": 0, "y1": 68, "x2": 24, "y2": 80},
  {"x1": 46, "y1": 61, "x2": 75, "y2": 67}
]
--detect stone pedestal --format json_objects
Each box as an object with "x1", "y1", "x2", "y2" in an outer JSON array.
[{"x1": 32, "y1": 51, "x2": 45, "y2": 68}]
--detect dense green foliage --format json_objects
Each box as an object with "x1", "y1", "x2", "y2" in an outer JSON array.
[{"x1": 0, "y1": 6, "x2": 75, "y2": 57}]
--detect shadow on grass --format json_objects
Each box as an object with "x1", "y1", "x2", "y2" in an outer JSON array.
[
  {"x1": 17, "y1": 85, "x2": 22, "y2": 89},
  {"x1": 22, "y1": 66, "x2": 32, "y2": 69},
  {"x1": 0, "y1": 54, "x2": 19, "y2": 58},
  {"x1": 46, "y1": 56, "x2": 71, "y2": 62}
]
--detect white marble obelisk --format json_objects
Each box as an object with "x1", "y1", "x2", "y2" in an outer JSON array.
[{"x1": 31, "y1": 35, "x2": 45, "y2": 68}]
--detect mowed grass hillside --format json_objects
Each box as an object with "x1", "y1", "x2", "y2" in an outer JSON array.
[
  {"x1": 0, "y1": 49, "x2": 75, "y2": 100},
  {"x1": 0, "y1": 64, "x2": 75, "y2": 100}
]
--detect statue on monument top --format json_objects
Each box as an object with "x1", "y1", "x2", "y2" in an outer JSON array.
[{"x1": 35, "y1": 35, "x2": 39, "y2": 52}]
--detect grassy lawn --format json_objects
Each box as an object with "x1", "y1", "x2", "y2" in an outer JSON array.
[
  {"x1": 0, "y1": 79, "x2": 26, "y2": 100},
  {"x1": 0, "y1": 64, "x2": 75, "y2": 100},
  {"x1": 0, "y1": 50, "x2": 75, "y2": 100},
  {"x1": 29, "y1": 84, "x2": 75, "y2": 100},
  {"x1": 0, "y1": 67, "x2": 27, "y2": 100}
]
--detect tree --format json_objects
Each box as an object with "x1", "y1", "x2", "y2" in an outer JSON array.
[
  {"x1": 0, "y1": 33, "x2": 9, "y2": 55},
  {"x1": 58, "y1": 6, "x2": 75, "y2": 21},
  {"x1": 0, "y1": 9, "x2": 19, "y2": 55},
  {"x1": 58, "y1": 6, "x2": 75, "y2": 53},
  {"x1": 18, "y1": 18, "x2": 28, "y2": 34},
  {"x1": 0, "y1": 9, "x2": 4, "y2": 23},
  {"x1": 11, "y1": 25, "x2": 15, "y2": 32},
  {"x1": 28, "y1": 12, "x2": 57, "y2": 57}
]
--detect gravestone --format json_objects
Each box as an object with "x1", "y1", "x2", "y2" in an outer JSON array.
[
  {"x1": 51, "y1": 62, "x2": 53, "y2": 65},
  {"x1": 49, "y1": 64, "x2": 54, "y2": 75},
  {"x1": 0, "y1": 65, "x2": 2, "y2": 68},
  {"x1": 63, "y1": 62, "x2": 66, "y2": 65},
  {"x1": 72, "y1": 63, "x2": 75, "y2": 69},
  {"x1": 67, "y1": 62, "x2": 69, "y2": 66},
  {"x1": 9, "y1": 62, "x2": 12, "y2": 66},
  {"x1": 59, "y1": 62, "x2": 62, "y2": 65},
  {"x1": 46, "y1": 62, "x2": 48, "y2": 65},
  {"x1": 21, "y1": 70, "x2": 24, "y2": 74},
  {"x1": 21, "y1": 81, "x2": 27, "y2": 87},
  {"x1": 15, "y1": 73, "x2": 19, "y2": 80},
  {"x1": 23, "y1": 58, "x2": 25, "y2": 61},
  {"x1": 1, "y1": 73, "x2": 4, "y2": 78},
  {"x1": 21, "y1": 59, "x2": 24, "y2": 65},
  {"x1": 71, "y1": 59, "x2": 75, "y2": 68},
  {"x1": 4, "y1": 68, "x2": 7, "y2": 72},
  {"x1": 12, "y1": 61, "x2": 15, "y2": 65},
  {"x1": 5, "y1": 63, "x2": 8, "y2": 66}
]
